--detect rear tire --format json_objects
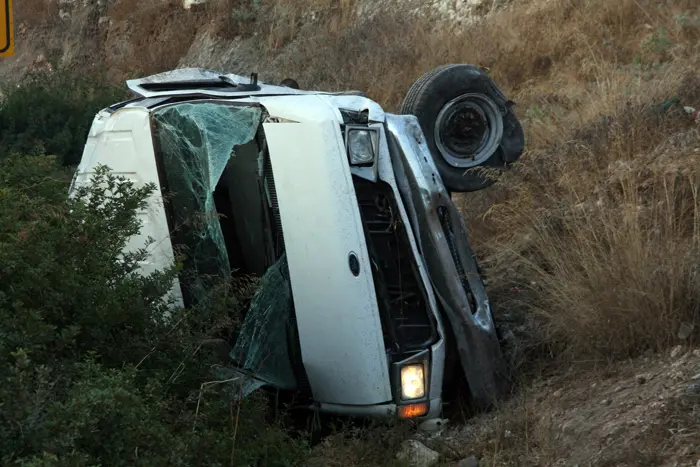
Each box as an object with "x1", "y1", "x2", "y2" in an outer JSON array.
[
  {"x1": 401, "y1": 65, "x2": 525, "y2": 193},
  {"x1": 280, "y1": 78, "x2": 300, "y2": 89}
]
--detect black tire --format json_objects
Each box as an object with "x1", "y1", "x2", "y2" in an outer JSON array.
[
  {"x1": 400, "y1": 64, "x2": 525, "y2": 192},
  {"x1": 280, "y1": 78, "x2": 300, "y2": 89}
]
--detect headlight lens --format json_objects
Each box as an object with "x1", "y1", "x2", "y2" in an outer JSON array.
[
  {"x1": 346, "y1": 128, "x2": 375, "y2": 165},
  {"x1": 400, "y1": 364, "x2": 426, "y2": 400}
]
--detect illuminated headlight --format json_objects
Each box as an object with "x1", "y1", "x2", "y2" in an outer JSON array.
[
  {"x1": 345, "y1": 126, "x2": 377, "y2": 166},
  {"x1": 400, "y1": 363, "x2": 426, "y2": 400}
]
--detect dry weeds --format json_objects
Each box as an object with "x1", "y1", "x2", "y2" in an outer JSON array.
[
  {"x1": 247, "y1": 1, "x2": 700, "y2": 460},
  {"x1": 7, "y1": 0, "x2": 700, "y2": 463},
  {"x1": 446, "y1": 349, "x2": 700, "y2": 466},
  {"x1": 14, "y1": 0, "x2": 59, "y2": 27},
  {"x1": 104, "y1": 0, "x2": 205, "y2": 77},
  {"x1": 245, "y1": 0, "x2": 700, "y2": 363},
  {"x1": 305, "y1": 419, "x2": 414, "y2": 467}
]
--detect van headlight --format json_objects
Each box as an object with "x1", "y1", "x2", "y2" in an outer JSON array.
[
  {"x1": 400, "y1": 363, "x2": 426, "y2": 400},
  {"x1": 345, "y1": 125, "x2": 378, "y2": 166}
]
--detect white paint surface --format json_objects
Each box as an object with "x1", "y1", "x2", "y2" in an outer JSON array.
[
  {"x1": 263, "y1": 96, "x2": 391, "y2": 405},
  {"x1": 70, "y1": 108, "x2": 184, "y2": 308}
]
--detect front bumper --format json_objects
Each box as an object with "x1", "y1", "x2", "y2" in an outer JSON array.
[{"x1": 316, "y1": 396, "x2": 443, "y2": 420}]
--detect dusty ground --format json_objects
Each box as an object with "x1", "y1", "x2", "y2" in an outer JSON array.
[{"x1": 428, "y1": 346, "x2": 700, "y2": 466}]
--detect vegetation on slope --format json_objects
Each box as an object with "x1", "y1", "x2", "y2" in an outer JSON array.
[
  {"x1": 0, "y1": 73, "x2": 126, "y2": 165},
  {"x1": 0, "y1": 77, "x2": 311, "y2": 466}
]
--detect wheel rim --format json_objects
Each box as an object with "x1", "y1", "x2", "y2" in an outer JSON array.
[{"x1": 434, "y1": 93, "x2": 504, "y2": 169}]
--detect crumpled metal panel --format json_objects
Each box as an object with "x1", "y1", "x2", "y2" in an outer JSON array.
[
  {"x1": 385, "y1": 114, "x2": 510, "y2": 408},
  {"x1": 151, "y1": 102, "x2": 262, "y2": 304}
]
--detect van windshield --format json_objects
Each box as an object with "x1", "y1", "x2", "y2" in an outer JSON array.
[
  {"x1": 151, "y1": 102, "x2": 297, "y2": 392},
  {"x1": 151, "y1": 102, "x2": 262, "y2": 301}
]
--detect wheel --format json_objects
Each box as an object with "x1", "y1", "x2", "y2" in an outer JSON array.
[
  {"x1": 280, "y1": 78, "x2": 300, "y2": 89},
  {"x1": 400, "y1": 64, "x2": 525, "y2": 192}
]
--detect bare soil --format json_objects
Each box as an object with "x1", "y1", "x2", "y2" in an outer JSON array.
[{"x1": 426, "y1": 347, "x2": 700, "y2": 466}]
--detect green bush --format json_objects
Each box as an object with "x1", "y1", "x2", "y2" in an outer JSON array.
[
  {"x1": 0, "y1": 72, "x2": 127, "y2": 166},
  {"x1": 0, "y1": 155, "x2": 309, "y2": 466}
]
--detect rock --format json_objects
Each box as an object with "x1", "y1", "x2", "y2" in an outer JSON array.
[
  {"x1": 553, "y1": 389, "x2": 563, "y2": 397},
  {"x1": 693, "y1": 349, "x2": 700, "y2": 358},
  {"x1": 601, "y1": 398, "x2": 612, "y2": 406},
  {"x1": 684, "y1": 106, "x2": 700, "y2": 124},
  {"x1": 183, "y1": 0, "x2": 208, "y2": 9},
  {"x1": 671, "y1": 345, "x2": 684, "y2": 358},
  {"x1": 456, "y1": 455, "x2": 479, "y2": 467},
  {"x1": 687, "y1": 383, "x2": 700, "y2": 395},
  {"x1": 635, "y1": 374, "x2": 647, "y2": 385},
  {"x1": 418, "y1": 418, "x2": 449, "y2": 433},
  {"x1": 396, "y1": 440, "x2": 440, "y2": 467}
]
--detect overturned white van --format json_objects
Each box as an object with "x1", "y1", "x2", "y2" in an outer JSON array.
[{"x1": 70, "y1": 65, "x2": 524, "y2": 421}]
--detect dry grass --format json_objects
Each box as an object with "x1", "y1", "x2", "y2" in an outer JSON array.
[
  {"x1": 14, "y1": 0, "x2": 59, "y2": 27},
  {"x1": 457, "y1": 396, "x2": 562, "y2": 466},
  {"x1": 430, "y1": 353, "x2": 700, "y2": 466},
  {"x1": 241, "y1": 0, "x2": 700, "y2": 364},
  {"x1": 304, "y1": 420, "x2": 414, "y2": 467},
  {"x1": 104, "y1": 0, "x2": 204, "y2": 77},
  {"x1": 447, "y1": 389, "x2": 700, "y2": 467}
]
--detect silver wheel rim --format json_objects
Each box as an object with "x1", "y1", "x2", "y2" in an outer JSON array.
[{"x1": 434, "y1": 93, "x2": 504, "y2": 169}]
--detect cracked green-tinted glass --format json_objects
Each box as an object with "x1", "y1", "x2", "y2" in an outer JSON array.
[
  {"x1": 152, "y1": 103, "x2": 262, "y2": 304},
  {"x1": 230, "y1": 253, "x2": 297, "y2": 390}
]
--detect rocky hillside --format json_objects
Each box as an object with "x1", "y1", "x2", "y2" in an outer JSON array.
[
  {"x1": 3, "y1": 0, "x2": 700, "y2": 465},
  {"x1": 6, "y1": 0, "x2": 502, "y2": 85}
]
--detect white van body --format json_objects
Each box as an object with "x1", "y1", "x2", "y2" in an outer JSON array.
[{"x1": 70, "y1": 68, "x2": 513, "y2": 421}]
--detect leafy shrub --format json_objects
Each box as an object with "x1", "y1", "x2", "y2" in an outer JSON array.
[
  {"x1": 0, "y1": 155, "x2": 309, "y2": 466},
  {"x1": 0, "y1": 71, "x2": 127, "y2": 166}
]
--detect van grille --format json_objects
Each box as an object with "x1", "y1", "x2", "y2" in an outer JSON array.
[{"x1": 353, "y1": 177, "x2": 437, "y2": 360}]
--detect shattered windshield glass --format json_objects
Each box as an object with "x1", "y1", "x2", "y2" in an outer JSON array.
[
  {"x1": 152, "y1": 103, "x2": 262, "y2": 305},
  {"x1": 151, "y1": 102, "x2": 297, "y2": 394},
  {"x1": 229, "y1": 253, "x2": 297, "y2": 390}
]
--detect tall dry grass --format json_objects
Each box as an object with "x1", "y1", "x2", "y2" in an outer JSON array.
[{"x1": 253, "y1": 0, "x2": 700, "y2": 363}]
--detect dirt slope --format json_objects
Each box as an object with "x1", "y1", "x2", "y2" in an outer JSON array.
[
  {"x1": 302, "y1": 346, "x2": 700, "y2": 466},
  {"x1": 436, "y1": 347, "x2": 700, "y2": 466}
]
